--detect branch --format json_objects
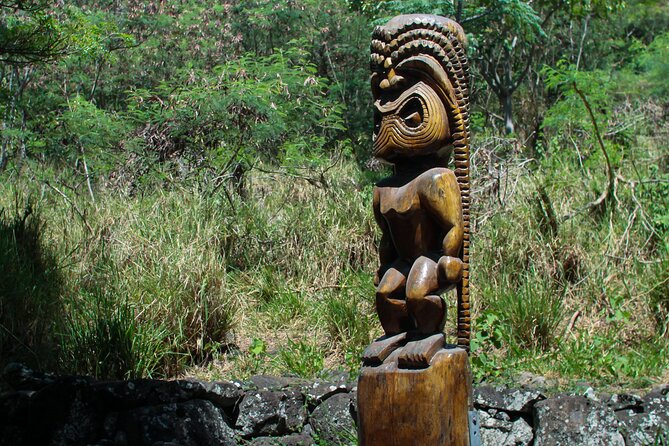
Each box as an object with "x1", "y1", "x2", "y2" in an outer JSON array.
[
  {"x1": 44, "y1": 181, "x2": 94, "y2": 233},
  {"x1": 461, "y1": 8, "x2": 496, "y2": 25},
  {"x1": 510, "y1": 48, "x2": 534, "y2": 93},
  {"x1": 561, "y1": 81, "x2": 615, "y2": 220}
]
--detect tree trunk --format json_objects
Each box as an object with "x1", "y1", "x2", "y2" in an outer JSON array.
[
  {"x1": 502, "y1": 93, "x2": 514, "y2": 135},
  {"x1": 455, "y1": 0, "x2": 464, "y2": 23},
  {"x1": 0, "y1": 124, "x2": 7, "y2": 171}
]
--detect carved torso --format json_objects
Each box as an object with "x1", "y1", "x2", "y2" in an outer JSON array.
[{"x1": 375, "y1": 167, "x2": 461, "y2": 263}]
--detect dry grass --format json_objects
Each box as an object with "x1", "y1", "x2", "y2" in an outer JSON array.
[{"x1": 1, "y1": 108, "x2": 667, "y2": 386}]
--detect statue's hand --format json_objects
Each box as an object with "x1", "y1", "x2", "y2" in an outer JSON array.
[{"x1": 438, "y1": 255, "x2": 463, "y2": 286}]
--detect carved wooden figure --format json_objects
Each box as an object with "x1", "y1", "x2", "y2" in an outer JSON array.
[{"x1": 358, "y1": 14, "x2": 475, "y2": 446}]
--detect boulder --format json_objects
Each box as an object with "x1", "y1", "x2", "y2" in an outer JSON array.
[
  {"x1": 236, "y1": 389, "x2": 307, "y2": 437},
  {"x1": 247, "y1": 375, "x2": 308, "y2": 391},
  {"x1": 615, "y1": 385, "x2": 669, "y2": 445},
  {"x1": 2, "y1": 362, "x2": 58, "y2": 391},
  {"x1": 0, "y1": 375, "x2": 104, "y2": 446},
  {"x1": 533, "y1": 395, "x2": 624, "y2": 446},
  {"x1": 101, "y1": 399, "x2": 237, "y2": 446},
  {"x1": 303, "y1": 378, "x2": 350, "y2": 409},
  {"x1": 309, "y1": 393, "x2": 356, "y2": 446},
  {"x1": 474, "y1": 385, "x2": 545, "y2": 413},
  {"x1": 248, "y1": 425, "x2": 315, "y2": 446},
  {"x1": 92, "y1": 378, "x2": 244, "y2": 412},
  {"x1": 478, "y1": 409, "x2": 533, "y2": 446},
  {"x1": 603, "y1": 393, "x2": 643, "y2": 412}
]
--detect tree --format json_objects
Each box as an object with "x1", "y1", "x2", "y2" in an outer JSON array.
[
  {"x1": 0, "y1": 2, "x2": 133, "y2": 172},
  {"x1": 468, "y1": 0, "x2": 544, "y2": 134},
  {"x1": 0, "y1": 0, "x2": 70, "y2": 64},
  {"x1": 0, "y1": 1, "x2": 66, "y2": 169}
]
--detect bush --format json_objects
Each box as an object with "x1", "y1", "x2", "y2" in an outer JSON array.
[{"x1": 59, "y1": 292, "x2": 168, "y2": 379}]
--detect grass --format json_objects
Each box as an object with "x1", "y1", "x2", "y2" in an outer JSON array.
[
  {"x1": 275, "y1": 339, "x2": 325, "y2": 378},
  {"x1": 0, "y1": 102, "x2": 667, "y2": 388},
  {"x1": 468, "y1": 97, "x2": 669, "y2": 388},
  {"x1": 0, "y1": 200, "x2": 64, "y2": 370},
  {"x1": 0, "y1": 160, "x2": 380, "y2": 380}
]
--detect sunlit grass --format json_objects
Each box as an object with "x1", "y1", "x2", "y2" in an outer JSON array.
[{"x1": 1, "y1": 120, "x2": 667, "y2": 388}]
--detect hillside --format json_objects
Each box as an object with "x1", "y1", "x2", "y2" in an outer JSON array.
[{"x1": 0, "y1": 0, "x2": 667, "y2": 390}]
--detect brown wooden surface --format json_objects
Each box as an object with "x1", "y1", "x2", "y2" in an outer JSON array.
[
  {"x1": 369, "y1": 14, "x2": 472, "y2": 349},
  {"x1": 357, "y1": 347, "x2": 472, "y2": 446}
]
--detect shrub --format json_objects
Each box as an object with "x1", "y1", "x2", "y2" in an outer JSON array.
[{"x1": 487, "y1": 270, "x2": 566, "y2": 351}]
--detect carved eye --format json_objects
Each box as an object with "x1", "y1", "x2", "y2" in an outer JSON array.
[{"x1": 399, "y1": 97, "x2": 423, "y2": 128}]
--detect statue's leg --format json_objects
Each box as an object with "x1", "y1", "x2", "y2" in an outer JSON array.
[
  {"x1": 376, "y1": 267, "x2": 413, "y2": 334},
  {"x1": 406, "y1": 256, "x2": 445, "y2": 334}
]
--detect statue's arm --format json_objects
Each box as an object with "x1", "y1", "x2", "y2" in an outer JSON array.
[
  {"x1": 422, "y1": 171, "x2": 464, "y2": 284},
  {"x1": 373, "y1": 187, "x2": 397, "y2": 285}
]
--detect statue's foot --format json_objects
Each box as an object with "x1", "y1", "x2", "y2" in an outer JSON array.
[
  {"x1": 397, "y1": 333, "x2": 445, "y2": 369},
  {"x1": 362, "y1": 332, "x2": 407, "y2": 366}
]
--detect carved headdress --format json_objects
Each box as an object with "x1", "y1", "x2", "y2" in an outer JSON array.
[{"x1": 371, "y1": 14, "x2": 472, "y2": 349}]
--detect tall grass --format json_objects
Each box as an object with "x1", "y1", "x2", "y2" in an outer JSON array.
[
  {"x1": 469, "y1": 100, "x2": 669, "y2": 385},
  {"x1": 488, "y1": 271, "x2": 566, "y2": 351},
  {"x1": 1, "y1": 102, "x2": 667, "y2": 386},
  {"x1": 0, "y1": 161, "x2": 380, "y2": 378},
  {"x1": 0, "y1": 199, "x2": 64, "y2": 369}
]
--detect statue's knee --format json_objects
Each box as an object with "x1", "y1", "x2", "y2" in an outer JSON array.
[
  {"x1": 405, "y1": 287, "x2": 425, "y2": 305},
  {"x1": 438, "y1": 255, "x2": 463, "y2": 285}
]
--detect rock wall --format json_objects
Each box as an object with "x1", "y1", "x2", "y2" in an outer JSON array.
[{"x1": 1, "y1": 363, "x2": 668, "y2": 446}]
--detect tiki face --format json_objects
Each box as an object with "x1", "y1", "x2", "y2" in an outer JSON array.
[
  {"x1": 370, "y1": 14, "x2": 471, "y2": 164},
  {"x1": 372, "y1": 80, "x2": 451, "y2": 160}
]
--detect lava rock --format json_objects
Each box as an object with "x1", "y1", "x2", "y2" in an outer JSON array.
[
  {"x1": 91, "y1": 378, "x2": 243, "y2": 412},
  {"x1": 0, "y1": 376, "x2": 104, "y2": 446},
  {"x1": 644, "y1": 384, "x2": 669, "y2": 402},
  {"x1": 309, "y1": 392, "x2": 356, "y2": 446},
  {"x1": 247, "y1": 375, "x2": 308, "y2": 391},
  {"x1": 475, "y1": 385, "x2": 545, "y2": 413},
  {"x1": 349, "y1": 387, "x2": 358, "y2": 426},
  {"x1": 2, "y1": 362, "x2": 58, "y2": 391},
  {"x1": 248, "y1": 425, "x2": 315, "y2": 446},
  {"x1": 604, "y1": 393, "x2": 643, "y2": 411},
  {"x1": 176, "y1": 379, "x2": 244, "y2": 409},
  {"x1": 101, "y1": 399, "x2": 237, "y2": 446},
  {"x1": 533, "y1": 395, "x2": 624, "y2": 446},
  {"x1": 236, "y1": 389, "x2": 307, "y2": 437},
  {"x1": 478, "y1": 409, "x2": 533, "y2": 446},
  {"x1": 304, "y1": 378, "x2": 350, "y2": 409},
  {"x1": 615, "y1": 385, "x2": 669, "y2": 445}
]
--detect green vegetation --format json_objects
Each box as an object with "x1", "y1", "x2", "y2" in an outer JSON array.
[{"x1": 1, "y1": 0, "x2": 667, "y2": 388}]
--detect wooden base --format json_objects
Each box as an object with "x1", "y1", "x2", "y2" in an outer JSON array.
[{"x1": 357, "y1": 343, "x2": 472, "y2": 446}]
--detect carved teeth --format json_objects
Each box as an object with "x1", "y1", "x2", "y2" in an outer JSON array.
[
  {"x1": 384, "y1": 57, "x2": 393, "y2": 68},
  {"x1": 390, "y1": 75, "x2": 404, "y2": 87}
]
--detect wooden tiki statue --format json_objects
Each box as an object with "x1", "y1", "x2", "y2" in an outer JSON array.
[
  {"x1": 370, "y1": 14, "x2": 471, "y2": 349},
  {"x1": 358, "y1": 14, "x2": 474, "y2": 446}
]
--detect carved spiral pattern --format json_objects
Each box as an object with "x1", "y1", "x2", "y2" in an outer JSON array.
[
  {"x1": 373, "y1": 81, "x2": 449, "y2": 158},
  {"x1": 371, "y1": 15, "x2": 472, "y2": 351}
]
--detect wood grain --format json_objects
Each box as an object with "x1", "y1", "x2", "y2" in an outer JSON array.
[{"x1": 358, "y1": 347, "x2": 472, "y2": 446}]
